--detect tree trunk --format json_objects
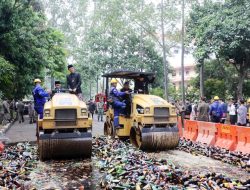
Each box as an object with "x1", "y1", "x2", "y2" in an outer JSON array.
[
  {"x1": 199, "y1": 61, "x2": 204, "y2": 98},
  {"x1": 236, "y1": 63, "x2": 247, "y2": 100},
  {"x1": 161, "y1": 0, "x2": 168, "y2": 101}
]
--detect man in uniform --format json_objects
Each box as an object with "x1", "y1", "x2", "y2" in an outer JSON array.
[
  {"x1": 32, "y1": 79, "x2": 50, "y2": 120},
  {"x1": 197, "y1": 97, "x2": 209, "y2": 121},
  {"x1": 17, "y1": 100, "x2": 25, "y2": 123},
  {"x1": 28, "y1": 101, "x2": 36, "y2": 124},
  {"x1": 9, "y1": 99, "x2": 16, "y2": 121},
  {"x1": 66, "y1": 64, "x2": 83, "y2": 100},
  {"x1": 120, "y1": 81, "x2": 132, "y2": 117},
  {"x1": 109, "y1": 79, "x2": 129, "y2": 129},
  {"x1": 209, "y1": 96, "x2": 223, "y2": 123},
  {"x1": 2, "y1": 99, "x2": 10, "y2": 123}
]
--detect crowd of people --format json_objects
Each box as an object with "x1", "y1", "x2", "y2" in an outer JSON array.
[
  {"x1": 176, "y1": 96, "x2": 250, "y2": 127},
  {"x1": 0, "y1": 99, "x2": 36, "y2": 125}
]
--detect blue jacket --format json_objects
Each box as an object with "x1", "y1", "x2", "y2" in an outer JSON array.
[
  {"x1": 219, "y1": 102, "x2": 227, "y2": 114},
  {"x1": 109, "y1": 87, "x2": 126, "y2": 102},
  {"x1": 32, "y1": 84, "x2": 49, "y2": 106},
  {"x1": 209, "y1": 101, "x2": 223, "y2": 118}
]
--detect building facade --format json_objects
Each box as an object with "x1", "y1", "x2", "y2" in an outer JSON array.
[{"x1": 168, "y1": 47, "x2": 197, "y2": 90}]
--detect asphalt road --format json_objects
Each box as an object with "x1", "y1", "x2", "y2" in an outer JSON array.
[{"x1": 5, "y1": 114, "x2": 104, "y2": 143}]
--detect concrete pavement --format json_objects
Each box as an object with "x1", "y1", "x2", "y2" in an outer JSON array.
[
  {"x1": 5, "y1": 116, "x2": 36, "y2": 143},
  {"x1": 5, "y1": 114, "x2": 105, "y2": 143}
]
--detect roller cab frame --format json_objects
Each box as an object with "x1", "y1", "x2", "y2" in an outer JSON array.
[
  {"x1": 37, "y1": 93, "x2": 92, "y2": 160},
  {"x1": 103, "y1": 70, "x2": 179, "y2": 150}
]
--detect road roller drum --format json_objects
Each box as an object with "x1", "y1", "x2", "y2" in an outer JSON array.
[
  {"x1": 130, "y1": 126, "x2": 179, "y2": 150},
  {"x1": 37, "y1": 93, "x2": 92, "y2": 161},
  {"x1": 38, "y1": 132, "x2": 92, "y2": 160}
]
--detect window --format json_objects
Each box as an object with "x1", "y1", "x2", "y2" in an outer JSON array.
[
  {"x1": 186, "y1": 70, "x2": 190, "y2": 75},
  {"x1": 172, "y1": 71, "x2": 176, "y2": 76}
]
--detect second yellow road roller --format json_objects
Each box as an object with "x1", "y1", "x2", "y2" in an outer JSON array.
[
  {"x1": 37, "y1": 93, "x2": 92, "y2": 160},
  {"x1": 103, "y1": 71, "x2": 179, "y2": 150}
]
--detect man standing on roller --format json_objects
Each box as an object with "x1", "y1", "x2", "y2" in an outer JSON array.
[
  {"x1": 66, "y1": 64, "x2": 83, "y2": 100},
  {"x1": 32, "y1": 79, "x2": 50, "y2": 120},
  {"x1": 109, "y1": 79, "x2": 129, "y2": 129}
]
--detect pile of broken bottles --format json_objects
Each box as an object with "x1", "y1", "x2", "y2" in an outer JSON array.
[
  {"x1": 0, "y1": 142, "x2": 37, "y2": 189},
  {"x1": 92, "y1": 137, "x2": 250, "y2": 190},
  {"x1": 178, "y1": 138, "x2": 250, "y2": 173}
]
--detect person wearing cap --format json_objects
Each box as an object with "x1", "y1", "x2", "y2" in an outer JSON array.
[
  {"x1": 109, "y1": 79, "x2": 129, "y2": 128},
  {"x1": 121, "y1": 81, "x2": 132, "y2": 117},
  {"x1": 66, "y1": 64, "x2": 83, "y2": 100},
  {"x1": 32, "y1": 79, "x2": 50, "y2": 120},
  {"x1": 209, "y1": 96, "x2": 223, "y2": 123},
  {"x1": 53, "y1": 81, "x2": 66, "y2": 94}
]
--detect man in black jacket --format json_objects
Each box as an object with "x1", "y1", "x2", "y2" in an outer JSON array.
[{"x1": 66, "y1": 64, "x2": 83, "y2": 100}]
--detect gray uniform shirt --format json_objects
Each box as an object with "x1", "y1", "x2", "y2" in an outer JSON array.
[
  {"x1": 237, "y1": 105, "x2": 247, "y2": 125},
  {"x1": 17, "y1": 102, "x2": 25, "y2": 113},
  {"x1": 197, "y1": 102, "x2": 210, "y2": 121}
]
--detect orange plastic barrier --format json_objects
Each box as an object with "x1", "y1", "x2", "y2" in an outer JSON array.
[
  {"x1": 235, "y1": 126, "x2": 250, "y2": 154},
  {"x1": 214, "y1": 124, "x2": 237, "y2": 151},
  {"x1": 0, "y1": 142, "x2": 4, "y2": 153},
  {"x1": 177, "y1": 116, "x2": 183, "y2": 137},
  {"x1": 196, "y1": 121, "x2": 217, "y2": 145},
  {"x1": 183, "y1": 120, "x2": 198, "y2": 141}
]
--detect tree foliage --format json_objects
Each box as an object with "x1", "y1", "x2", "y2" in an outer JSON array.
[
  {"x1": 187, "y1": 0, "x2": 250, "y2": 99},
  {"x1": 0, "y1": 56, "x2": 14, "y2": 98},
  {"x1": 0, "y1": 0, "x2": 66, "y2": 99},
  {"x1": 191, "y1": 59, "x2": 250, "y2": 100}
]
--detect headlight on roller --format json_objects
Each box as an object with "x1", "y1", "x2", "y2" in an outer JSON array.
[
  {"x1": 81, "y1": 108, "x2": 87, "y2": 116},
  {"x1": 44, "y1": 109, "x2": 50, "y2": 117},
  {"x1": 144, "y1": 107, "x2": 150, "y2": 114},
  {"x1": 171, "y1": 108, "x2": 176, "y2": 115}
]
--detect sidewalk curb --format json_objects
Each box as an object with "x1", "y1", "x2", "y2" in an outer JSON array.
[
  {"x1": 0, "y1": 120, "x2": 16, "y2": 143},
  {"x1": 1, "y1": 120, "x2": 15, "y2": 134}
]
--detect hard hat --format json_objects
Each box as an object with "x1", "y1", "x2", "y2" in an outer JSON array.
[
  {"x1": 214, "y1": 96, "x2": 219, "y2": 100},
  {"x1": 110, "y1": 78, "x2": 118, "y2": 84},
  {"x1": 247, "y1": 98, "x2": 250, "y2": 103},
  {"x1": 34, "y1": 78, "x2": 41, "y2": 83}
]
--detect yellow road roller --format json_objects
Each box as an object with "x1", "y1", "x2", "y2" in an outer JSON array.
[
  {"x1": 37, "y1": 93, "x2": 92, "y2": 160},
  {"x1": 103, "y1": 71, "x2": 179, "y2": 150}
]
